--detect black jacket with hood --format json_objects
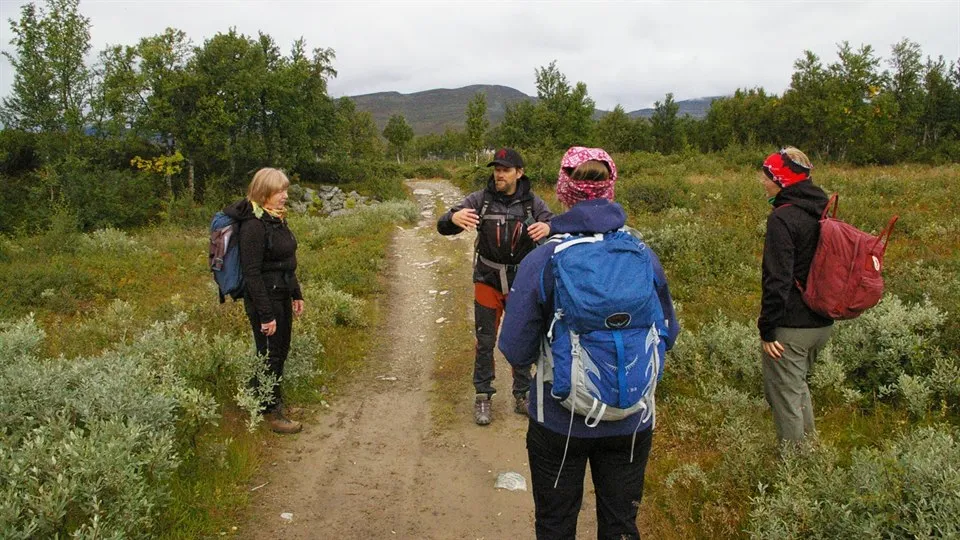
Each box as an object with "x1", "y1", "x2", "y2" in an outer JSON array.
[
  {"x1": 759, "y1": 179, "x2": 834, "y2": 342},
  {"x1": 223, "y1": 199, "x2": 303, "y2": 323},
  {"x1": 437, "y1": 175, "x2": 553, "y2": 290}
]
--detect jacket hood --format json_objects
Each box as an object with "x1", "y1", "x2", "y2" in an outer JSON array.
[
  {"x1": 486, "y1": 173, "x2": 532, "y2": 202},
  {"x1": 774, "y1": 179, "x2": 829, "y2": 218},
  {"x1": 549, "y1": 199, "x2": 626, "y2": 235},
  {"x1": 223, "y1": 198, "x2": 284, "y2": 223},
  {"x1": 223, "y1": 198, "x2": 254, "y2": 221}
]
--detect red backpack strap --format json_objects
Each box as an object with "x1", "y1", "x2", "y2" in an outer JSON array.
[
  {"x1": 873, "y1": 215, "x2": 899, "y2": 254},
  {"x1": 822, "y1": 193, "x2": 839, "y2": 220}
]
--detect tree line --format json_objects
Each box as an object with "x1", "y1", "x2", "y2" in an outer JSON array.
[
  {"x1": 409, "y1": 44, "x2": 959, "y2": 165},
  {"x1": 1, "y1": 0, "x2": 958, "y2": 232}
]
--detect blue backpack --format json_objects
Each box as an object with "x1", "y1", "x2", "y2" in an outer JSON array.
[
  {"x1": 209, "y1": 212, "x2": 243, "y2": 303},
  {"x1": 537, "y1": 228, "x2": 668, "y2": 428}
]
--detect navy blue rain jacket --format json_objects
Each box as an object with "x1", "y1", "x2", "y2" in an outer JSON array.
[{"x1": 498, "y1": 199, "x2": 679, "y2": 437}]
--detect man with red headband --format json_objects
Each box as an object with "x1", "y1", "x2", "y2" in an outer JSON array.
[{"x1": 758, "y1": 146, "x2": 834, "y2": 446}]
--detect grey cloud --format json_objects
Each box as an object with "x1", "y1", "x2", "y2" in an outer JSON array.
[{"x1": 1, "y1": 0, "x2": 957, "y2": 112}]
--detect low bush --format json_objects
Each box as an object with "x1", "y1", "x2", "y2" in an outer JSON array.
[{"x1": 749, "y1": 425, "x2": 960, "y2": 539}]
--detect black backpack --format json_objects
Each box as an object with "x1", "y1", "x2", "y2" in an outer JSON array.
[{"x1": 475, "y1": 190, "x2": 536, "y2": 266}]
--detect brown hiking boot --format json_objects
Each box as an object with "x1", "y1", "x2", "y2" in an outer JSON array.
[
  {"x1": 265, "y1": 411, "x2": 302, "y2": 434},
  {"x1": 514, "y1": 394, "x2": 529, "y2": 416},
  {"x1": 283, "y1": 405, "x2": 304, "y2": 419},
  {"x1": 474, "y1": 395, "x2": 492, "y2": 426}
]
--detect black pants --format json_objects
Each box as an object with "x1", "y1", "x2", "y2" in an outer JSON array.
[
  {"x1": 474, "y1": 282, "x2": 532, "y2": 397},
  {"x1": 243, "y1": 294, "x2": 293, "y2": 413},
  {"x1": 526, "y1": 419, "x2": 653, "y2": 540}
]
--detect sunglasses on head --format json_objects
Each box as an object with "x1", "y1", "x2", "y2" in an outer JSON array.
[{"x1": 779, "y1": 148, "x2": 811, "y2": 174}]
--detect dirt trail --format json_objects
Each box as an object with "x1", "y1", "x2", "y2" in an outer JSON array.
[{"x1": 242, "y1": 180, "x2": 597, "y2": 539}]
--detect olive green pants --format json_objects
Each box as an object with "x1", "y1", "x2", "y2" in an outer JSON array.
[{"x1": 761, "y1": 326, "x2": 833, "y2": 442}]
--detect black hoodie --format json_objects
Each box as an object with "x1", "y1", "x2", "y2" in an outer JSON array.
[
  {"x1": 759, "y1": 179, "x2": 834, "y2": 342},
  {"x1": 223, "y1": 199, "x2": 302, "y2": 323}
]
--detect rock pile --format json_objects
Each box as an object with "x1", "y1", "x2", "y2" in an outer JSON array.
[{"x1": 286, "y1": 185, "x2": 376, "y2": 216}]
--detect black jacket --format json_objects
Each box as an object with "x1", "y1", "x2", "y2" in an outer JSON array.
[
  {"x1": 223, "y1": 199, "x2": 302, "y2": 323},
  {"x1": 759, "y1": 180, "x2": 834, "y2": 342},
  {"x1": 437, "y1": 175, "x2": 552, "y2": 289}
]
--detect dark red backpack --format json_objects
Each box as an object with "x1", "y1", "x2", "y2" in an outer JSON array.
[{"x1": 799, "y1": 194, "x2": 898, "y2": 320}]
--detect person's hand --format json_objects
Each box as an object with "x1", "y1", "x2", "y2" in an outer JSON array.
[
  {"x1": 261, "y1": 319, "x2": 277, "y2": 336},
  {"x1": 452, "y1": 208, "x2": 479, "y2": 231},
  {"x1": 528, "y1": 222, "x2": 550, "y2": 242},
  {"x1": 762, "y1": 339, "x2": 784, "y2": 359},
  {"x1": 293, "y1": 300, "x2": 305, "y2": 317}
]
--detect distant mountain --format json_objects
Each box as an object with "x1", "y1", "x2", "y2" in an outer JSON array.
[
  {"x1": 348, "y1": 85, "x2": 722, "y2": 135},
  {"x1": 626, "y1": 96, "x2": 722, "y2": 119},
  {"x1": 349, "y1": 85, "x2": 532, "y2": 135}
]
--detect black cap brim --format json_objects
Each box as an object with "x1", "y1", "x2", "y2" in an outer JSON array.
[{"x1": 487, "y1": 159, "x2": 520, "y2": 168}]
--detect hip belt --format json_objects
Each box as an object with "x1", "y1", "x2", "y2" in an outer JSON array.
[{"x1": 477, "y1": 254, "x2": 518, "y2": 295}]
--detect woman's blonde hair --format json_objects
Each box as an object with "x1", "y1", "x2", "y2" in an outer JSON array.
[
  {"x1": 247, "y1": 168, "x2": 290, "y2": 205},
  {"x1": 570, "y1": 160, "x2": 611, "y2": 181},
  {"x1": 781, "y1": 146, "x2": 813, "y2": 170}
]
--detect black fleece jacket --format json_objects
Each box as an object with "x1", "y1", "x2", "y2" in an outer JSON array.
[
  {"x1": 223, "y1": 199, "x2": 302, "y2": 323},
  {"x1": 759, "y1": 180, "x2": 834, "y2": 342}
]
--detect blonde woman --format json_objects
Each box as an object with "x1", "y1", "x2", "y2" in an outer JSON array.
[
  {"x1": 758, "y1": 147, "x2": 833, "y2": 445},
  {"x1": 223, "y1": 168, "x2": 305, "y2": 434}
]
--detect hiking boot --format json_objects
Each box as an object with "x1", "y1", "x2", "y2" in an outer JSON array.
[
  {"x1": 474, "y1": 395, "x2": 492, "y2": 426},
  {"x1": 283, "y1": 405, "x2": 304, "y2": 419},
  {"x1": 514, "y1": 394, "x2": 529, "y2": 416},
  {"x1": 265, "y1": 411, "x2": 302, "y2": 434}
]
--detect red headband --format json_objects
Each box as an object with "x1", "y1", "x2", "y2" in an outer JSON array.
[{"x1": 762, "y1": 152, "x2": 809, "y2": 188}]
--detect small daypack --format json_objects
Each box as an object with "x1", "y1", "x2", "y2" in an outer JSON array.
[
  {"x1": 800, "y1": 194, "x2": 898, "y2": 320},
  {"x1": 537, "y1": 229, "x2": 668, "y2": 428},
  {"x1": 209, "y1": 211, "x2": 243, "y2": 303}
]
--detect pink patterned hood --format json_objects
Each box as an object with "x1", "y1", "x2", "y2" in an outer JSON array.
[{"x1": 555, "y1": 146, "x2": 618, "y2": 208}]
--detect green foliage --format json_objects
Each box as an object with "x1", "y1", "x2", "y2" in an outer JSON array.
[
  {"x1": 749, "y1": 426, "x2": 960, "y2": 539},
  {"x1": 0, "y1": 314, "x2": 229, "y2": 538},
  {"x1": 401, "y1": 162, "x2": 451, "y2": 179},
  {"x1": 465, "y1": 92, "x2": 489, "y2": 165},
  {"x1": 382, "y1": 114, "x2": 414, "y2": 163},
  {"x1": 1, "y1": 0, "x2": 91, "y2": 138},
  {"x1": 652, "y1": 93, "x2": 685, "y2": 154}
]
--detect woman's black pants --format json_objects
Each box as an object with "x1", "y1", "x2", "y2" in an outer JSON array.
[
  {"x1": 526, "y1": 419, "x2": 653, "y2": 539},
  {"x1": 243, "y1": 294, "x2": 293, "y2": 413}
]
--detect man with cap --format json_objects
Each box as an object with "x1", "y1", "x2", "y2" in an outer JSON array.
[{"x1": 437, "y1": 147, "x2": 553, "y2": 425}]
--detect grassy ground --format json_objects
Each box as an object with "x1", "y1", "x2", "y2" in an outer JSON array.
[
  {"x1": 0, "y1": 197, "x2": 418, "y2": 538},
  {"x1": 442, "y1": 155, "x2": 960, "y2": 537}
]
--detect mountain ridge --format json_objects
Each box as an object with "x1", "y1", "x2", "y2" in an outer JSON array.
[{"x1": 348, "y1": 84, "x2": 722, "y2": 135}]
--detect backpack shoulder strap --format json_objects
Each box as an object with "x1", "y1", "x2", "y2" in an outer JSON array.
[
  {"x1": 523, "y1": 198, "x2": 535, "y2": 222},
  {"x1": 478, "y1": 190, "x2": 494, "y2": 219}
]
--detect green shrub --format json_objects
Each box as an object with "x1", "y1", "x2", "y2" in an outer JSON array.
[
  {"x1": 830, "y1": 295, "x2": 948, "y2": 407},
  {"x1": 77, "y1": 228, "x2": 148, "y2": 255},
  {"x1": 618, "y1": 180, "x2": 694, "y2": 213},
  {"x1": 0, "y1": 315, "x2": 209, "y2": 538},
  {"x1": 295, "y1": 159, "x2": 406, "y2": 201},
  {"x1": 402, "y1": 162, "x2": 450, "y2": 179},
  {"x1": 748, "y1": 425, "x2": 960, "y2": 538}
]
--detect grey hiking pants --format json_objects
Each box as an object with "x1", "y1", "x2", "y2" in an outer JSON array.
[{"x1": 761, "y1": 326, "x2": 833, "y2": 442}]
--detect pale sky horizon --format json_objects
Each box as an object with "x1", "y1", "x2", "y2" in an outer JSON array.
[{"x1": 0, "y1": 0, "x2": 958, "y2": 112}]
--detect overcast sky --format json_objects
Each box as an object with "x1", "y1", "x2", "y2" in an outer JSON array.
[{"x1": 0, "y1": 0, "x2": 958, "y2": 111}]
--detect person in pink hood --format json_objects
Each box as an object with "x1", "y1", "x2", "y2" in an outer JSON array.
[{"x1": 500, "y1": 147, "x2": 679, "y2": 539}]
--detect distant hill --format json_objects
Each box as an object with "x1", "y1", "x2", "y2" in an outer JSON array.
[
  {"x1": 349, "y1": 85, "x2": 532, "y2": 135},
  {"x1": 626, "y1": 96, "x2": 722, "y2": 119},
  {"x1": 348, "y1": 85, "x2": 722, "y2": 135}
]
